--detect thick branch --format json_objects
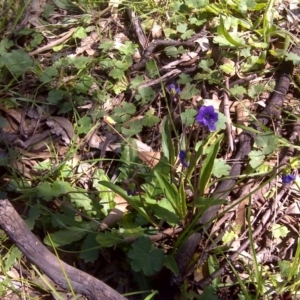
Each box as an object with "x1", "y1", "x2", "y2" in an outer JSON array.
[{"x1": 0, "y1": 199, "x2": 127, "y2": 300}]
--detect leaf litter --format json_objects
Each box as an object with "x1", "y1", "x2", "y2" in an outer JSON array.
[{"x1": 1, "y1": 0, "x2": 300, "y2": 299}]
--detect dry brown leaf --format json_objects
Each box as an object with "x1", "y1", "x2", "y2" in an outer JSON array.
[
  {"x1": 99, "y1": 194, "x2": 128, "y2": 231},
  {"x1": 20, "y1": 131, "x2": 51, "y2": 149},
  {"x1": 138, "y1": 151, "x2": 161, "y2": 168},
  {"x1": 76, "y1": 31, "x2": 99, "y2": 56},
  {"x1": 46, "y1": 116, "x2": 75, "y2": 144},
  {"x1": 234, "y1": 198, "x2": 249, "y2": 235},
  {"x1": 87, "y1": 132, "x2": 121, "y2": 152},
  {"x1": 0, "y1": 106, "x2": 41, "y2": 134},
  {"x1": 285, "y1": 201, "x2": 300, "y2": 215},
  {"x1": 133, "y1": 139, "x2": 152, "y2": 152},
  {"x1": 151, "y1": 23, "x2": 163, "y2": 39},
  {"x1": 0, "y1": 107, "x2": 22, "y2": 124},
  {"x1": 18, "y1": 0, "x2": 46, "y2": 28},
  {"x1": 236, "y1": 99, "x2": 251, "y2": 134},
  {"x1": 10, "y1": 159, "x2": 32, "y2": 178}
]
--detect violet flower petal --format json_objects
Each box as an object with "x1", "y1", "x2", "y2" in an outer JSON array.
[
  {"x1": 282, "y1": 174, "x2": 296, "y2": 184},
  {"x1": 196, "y1": 105, "x2": 218, "y2": 132},
  {"x1": 179, "y1": 150, "x2": 189, "y2": 167}
]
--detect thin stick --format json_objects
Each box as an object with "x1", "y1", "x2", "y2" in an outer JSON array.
[{"x1": 29, "y1": 28, "x2": 76, "y2": 56}]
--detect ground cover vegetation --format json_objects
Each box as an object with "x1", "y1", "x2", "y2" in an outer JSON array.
[{"x1": 1, "y1": 0, "x2": 300, "y2": 299}]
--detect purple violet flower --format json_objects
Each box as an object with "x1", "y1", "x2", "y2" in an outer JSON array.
[
  {"x1": 196, "y1": 105, "x2": 218, "y2": 132},
  {"x1": 169, "y1": 83, "x2": 180, "y2": 95},
  {"x1": 282, "y1": 174, "x2": 296, "y2": 184},
  {"x1": 179, "y1": 150, "x2": 189, "y2": 167}
]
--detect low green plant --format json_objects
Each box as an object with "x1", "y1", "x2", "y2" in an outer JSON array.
[{"x1": 1, "y1": 0, "x2": 300, "y2": 299}]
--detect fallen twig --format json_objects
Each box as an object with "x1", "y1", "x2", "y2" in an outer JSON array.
[
  {"x1": 0, "y1": 199, "x2": 127, "y2": 300},
  {"x1": 29, "y1": 28, "x2": 76, "y2": 56}
]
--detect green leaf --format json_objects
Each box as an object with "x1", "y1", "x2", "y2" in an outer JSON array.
[
  {"x1": 161, "y1": 117, "x2": 175, "y2": 164},
  {"x1": 208, "y1": 255, "x2": 220, "y2": 287},
  {"x1": 199, "y1": 286, "x2": 218, "y2": 300},
  {"x1": 136, "y1": 87, "x2": 155, "y2": 104},
  {"x1": 122, "y1": 121, "x2": 143, "y2": 136},
  {"x1": 93, "y1": 169, "x2": 115, "y2": 213},
  {"x1": 248, "y1": 150, "x2": 265, "y2": 169},
  {"x1": 47, "y1": 89, "x2": 63, "y2": 104},
  {"x1": 240, "y1": 47, "x2": 251, "y2": 58},
  {"x1": 164, "y1": 46, "x2": 186, "y2": 57},
  {"x1": 285, "y1": 52, "x2": 300, "y2": 65},
  {"x1": 255, "y1": 132, "x2": 278, "y2": 154},
  {"x1": 220, "y1": 63, "x2": 235, "y2": 75},
  {"x1": 271, "y1": 224, "x2": 289, "y2": 239},
  {"x1": 58, "y1": 102, "x2": 72, "y2": 114},
  {"x1": 147, "y1": 197, "x2": 179, "y2": 225},
  {"x1": 146, "y1": 60, "x2": 159, "y2": 78},
  {"x1": 77, "y1": 116, "x2": 92, "y2": 134},
  {"x1": 30, "y1": 33, "x2": 44, "y2": 48},
  {"x1": 71, "y1": 56, "x2": 89, "y2": 69},
  {"x1": 213, "y1": 35, "x2": 235, "y2": 47},
  {"x1": 98, "y1": 181, "x2": 156, "y2": 226},
  {"x1": 238, "y1": 0, "x2": 257, "y2": 14},
  {"x1": 130, "y1": 75, "x2": 144, "y2": 89},
  {"x1": 113, "y1": 102, "x2": 136, "y2": 122},
  {"x1": 44, "y1": 228, "x2": 87, "y2": 247},
  {"x1": 178, "y1": 179, "x2": 187, "y2": 219},
  {"x1": 96, "y1": 232, "x2": 123, "y2": 247},
  {"x1": 230, "y1": 85, "x2": 246, "y2": 96},
  {"x1": 51, "y1": 180, "x2": 72, "y2": 197},
  {"x1": 0, "y1": 38, "x2": 14, "y2": 55},
  {"x1": 99, "y1": 41, "x2": 115, "y2": 53},
  {"x1": 199, "y1": 58, "x2": 214, "y2": 72},
  {"x1": 177, "y1": 73, "x2": 192, "y2": 84},
  {"x1": 217, "y1": 16, "x2": 245, "y2": 47},
  {"x1": 69, "y1": 192, "x2": 93, "y2": 212},
  {"x1": 37, "y1": 182, "x2": 53, "y2": 201},
  {"x1": 181, "y1": 108, "x2": 197, "y2": 126},
  {"x1": 109, "y1": 68, "x2": 125, "y2": 79},
  {"x1": 248, "y1": 83, "x2": 264, "y2": 98},
  {"x1": 51, "y1": 211, "x2": 76, "y2": 228},
  {"x1": 0, "y1": 50, "x2": 33, "y2": 77},
  {"x1": 189, "y1": 16, "x2": 207, "y2": 26},
  {"x1": 241, "y1": 56, "x2": 260, "y2": 72},
  {"x1": 222, "y1": 230, "x2": 238, "y2": 244},
  {"x1": 212, "y1": 159, "x2": 230, "y2": 178},
  {"x1": 52, "y1": 0, "x2": 84, "y2": 13},
  {"x1": 4, "y1": 246, "x2": 22, "y2": 272},
  {"x1": 75, "y1": 75, "x2": 93, "y2": 93},
  {"x1": 216, "y1": 112, "x2": 227, "y2": 131},
  {"x1": 278, "y1": 260, "x2": 291, "y2": 278},
  {"x1": 176, "y1": 23, "x2": 188, "y2": 33},
  {"x1": 40, "y1": 66, "x2": 58, "y2": 83},
  {"x1": 164, "y1": 255, "x2": 179, "y2": 276},
  {"x1": 119, "y1": 41, "x2": 136, "y2": 55},
  {"x1": 120, "y1": 138, "x2": 139, "y2": 175},
  {"x1": 80, "y1": 233, "x2": 99, "y2": 263},
  {"x1": 142, "y1": 109, "x2": 160, "y2": 127},
  {"x1": 128, "y1": 236, "x2": 164, "y2": 276},
  {"x1": 214, "y1": 15, "x2": 246, "y2": 47},
  {"x1": 179, "y1": 83, "x2": 199, "y2": 100},
  {"x1": 154, "y1": 170, "x2": 185, "y2": 218},
  {"x1": 181, "y1": 29, "x2": 195, "y2": 40},
  {"x1": 43, "y1": 4, "x2": 55, "y2": 18},
  {"x1": 73, "y1": 27, "x2": 87, "y2": 39},
  {"x1": 199, "y1": 134, "x2": 223, "y2": 195}
]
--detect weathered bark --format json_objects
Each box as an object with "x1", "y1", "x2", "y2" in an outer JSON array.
[{"x1": 0, "y1": 199, "x2": 127, "y2": 300}]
